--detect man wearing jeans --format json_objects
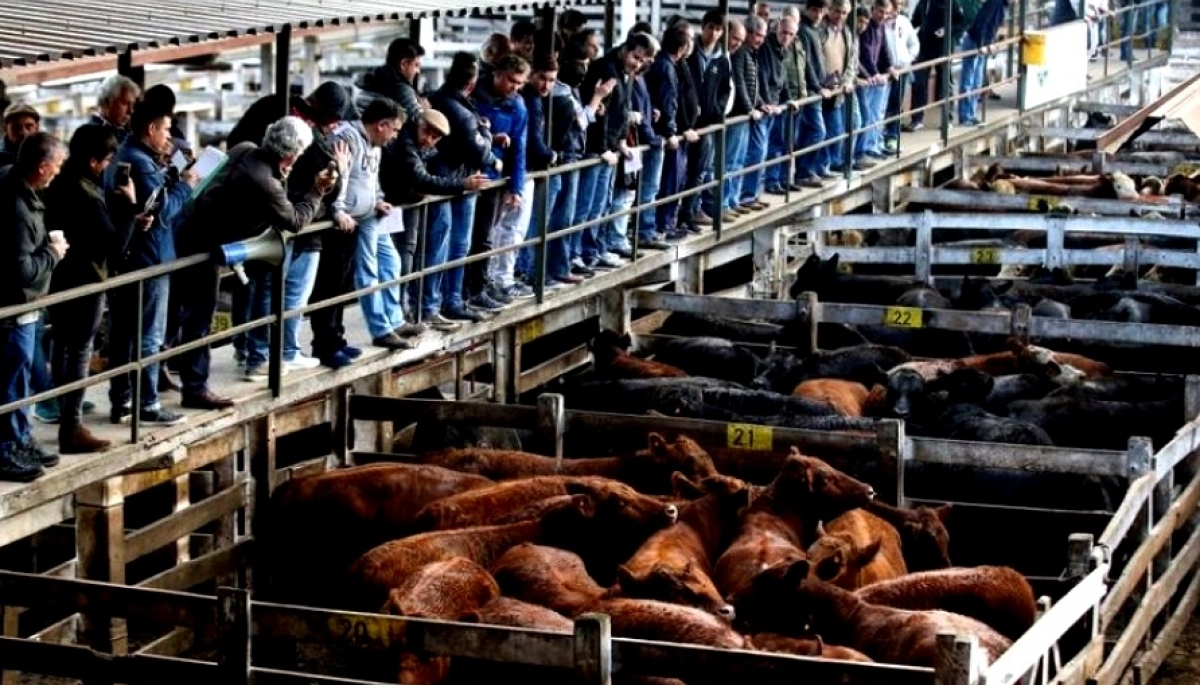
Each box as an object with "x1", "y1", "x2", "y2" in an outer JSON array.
[
  {"x1": 741, "y1": 15, "x2": 779, "y2": 210},
  {"x1": 0, "y1": 134, "x2": 67, "y2": 482},
  {"x1": 957, "y1": 0, "x2": 1009, "y2": 126},
  {"x1": 855, "y1": 2, "x2": 895, "y2": 160},
  {"x1": 726, "y1": 20, "x2": 760, "y2": 216}
]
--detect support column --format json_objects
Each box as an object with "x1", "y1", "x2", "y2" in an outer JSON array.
[
  {"x1": 259, "y1": 43, "x2": 275, "y2": 95},
  {"x1": 276, "y1": 25, "x2": 294, "y2": 111},
  {"x1": 75, "y1": 482, "x2": 127, "y2": 656},
  {"x1": 117, "y1": 49, "x2": 145, "y2": 90},
  {"x1": 302, "y1": 36, "x2": 321, "y2": 95}
]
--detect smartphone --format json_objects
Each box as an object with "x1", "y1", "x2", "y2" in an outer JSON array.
[{"x1": 115, "y1": 162, "x2": 132, "y2": 187}]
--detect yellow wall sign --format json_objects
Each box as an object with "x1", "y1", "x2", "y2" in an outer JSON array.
[
  {"x1": 1172, "y1": 163, "x2": 1200, "y2": 177},
  {"x1": 884, "y1": 306, "x2": 923, "y2": 328},
  {"x1": 518, "y1": 319, "x2": 544, "y2": 345},
  {"x1": 727, "y1": 423, "x2": 773, "y2": 451},
  {"x1": 970, "y1": 246, "x2": 1001, "y2": 264},
  {"x1": 1027, "y1": 195, "x2": 1060, "y2": 211}
]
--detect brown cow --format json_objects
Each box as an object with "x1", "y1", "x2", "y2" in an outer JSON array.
[
  {"x1": 615, "y1": 474, "x2": 751, "y2": 619},
  {"x1": 730, "y1": 559, "x2": 1011, "y2": 667},
  {"x1": 420, "y1": 433, "x2": 718, "y2": 495},
  {"x1": 465, "y1": 596, "x2": 573, "y2": 632},
  {"x1": 748, "y1": 633, "x2": 874, "y2": 662},
  {"x1": 865, "y1": 500, "x2": 952, "y2": 572},
  {"x1": 412, "y1": 476, "x2": 679, "y2": 532},
  {"x1": 760, "y1": 448, "x2": 876, "y2": 542},
  {"x1": 379, "y1": 557, "x2": 500, "y2": 619},
  {"x1": 713, "y1": 498, "x2": 807, "y2": 601},
  {"x1": 491, "y1": 543, "x2": 610, "y2": 617},
  {"x1": 792, "y1": 379, "x2": 871, "y2": 417},
  {"x1": 590, "y1": 598, "x2": 748, "y2": 650},
  {"x1": 264, "y1": 463, "x2": 494, "y2": 604},
  {"x1": 591, "y1": 329, "x2": 689, "y2": 379},
  {"x1": 806, "y1": 509, "x2": 907, "y2": 591},
  {"x1": 346, "y1": 495, "x2": 598, "y2": 610},
  {"x1": 856, "y1": 566, "x2": 1037, "y2": 641}
]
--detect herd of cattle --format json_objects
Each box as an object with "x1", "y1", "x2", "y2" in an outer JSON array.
[{"x1": 266, "y1": 436, "x2": 1036, "y2": 683}]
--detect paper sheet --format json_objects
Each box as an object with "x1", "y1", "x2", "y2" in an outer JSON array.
[
  {"x1": 377, "y1": 209, "x2": 405, "y2": 235},
  {"x1": 190, "y1": 146, "x2": 227, "y2": 182}
]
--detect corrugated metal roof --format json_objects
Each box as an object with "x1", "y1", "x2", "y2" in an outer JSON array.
[{"x1": 0, "y1": 0, "x2": 596, "y2": 71}]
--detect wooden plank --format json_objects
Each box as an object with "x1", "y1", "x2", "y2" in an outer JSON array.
[
  {"x1": 964, "y1": 154, "x2": 1168, "y2": 177},
  {"x1": 121, "y1": 425, "x2": 247, "y2": 497},
  {"x1": 1118, "y1": 556, "x2": 1200, "y2": 685},
  {"x1": 138, "y1": 538, "x2": 253, "y2": 592},
  {"x1": 253, "y1": 603, "x2": 576, "y2": 667},
  {"x1": 1098, "y1": 474, "x2": 1156, "y2": 550},
  {"x1": 631, "y1": 291, "x2": 803, "y2": 322},
  {"x1": 900, "y1": 188, "x2": 1196, "y2": 217},
  {"x1": 0, "y1": 637, "x2": 216, "y2": 684},
  {"x1": 1092, "y1": 521, "x2": 1200, "y2": 685},
  {"x1": 29, "y1": 614, "x2": 78, "y2": 643},
  {"x1": 518, "y1": 344, "x2": 592, "y2": 396},
  {"x1": 348, "y1": 395, "x2": 538, "y2": 428},
  {"x1": 136, "y1": 627, "x2": 195, "y2": 657},
  {"x1": 125, "y1": 480, "x2": 249, "y2": 563},
  {"x1": 809, "y1": 211, "x2": 1197, "y2": 238},
  {"x1": 612, "y1": 638, "x2": 935, "y2": 685},
  {"x1": 1101, "y1": 467, "x2": 1200, "y2": 626},
  {"x1": 273, "y1": 397, "x2": 330, "y2": 437},
  {"x1": 252, "y1": 670, "x2": 393, "y2": 685},
  {"x1": 0, "y1": 496, "x2": 72, "y2": 548},
  {"x1": 909, "y1": 438, "x2": 1128, "y2": 478},
  {"x1": 984, "y1": 564, "x2": 1108, "y2": 685},
  {"x1": 0, "y1": 570, "x2": 215, "y2": 627},
  {"x1": 1152, "y1": 417, "x2": 1200, "y2": 479},
  {"x1": 1095, "y1": 71, "x2": 1200, "y2": 152},
  {"x1": 1050, "y1": 638, "x2": 1104, "y2": 685},
  {"x1": 1028, "y1": 127, "x2": 1199, "y2": 147}
]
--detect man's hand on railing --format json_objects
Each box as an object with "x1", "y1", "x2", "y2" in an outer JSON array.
[
  {"x1": 652, "y1": 108, "x2": 661, "y2": 123},
  {"x1": 666, "y1": 135, "x2": 681, "y2": 150},
  {"x1": 504, "y1": 192, "x2": 522, "y2": 208},
  {"x1": 464, "y1": 173, "x2": 490, "y2": 191},
  {"x1": 683, "y1": 129, "x2": 700, "y2": 143},
  {"x1": 820, "y1": 87, "x2": 834, "y2": 99},
  {"x1": 375, "y1": 201, "x2": 394, "y2": 217},
  {"x1": 493, "y1": 159, "x2": 504, "y2": 175},
  {"x1": 134, "y1": 213, "x2": 154, "y2": 232},
  {"x1": 334, "y1": 212, "x2": 357, "y2": 233},
  {"x1": 493, "y1": 133, "x2": 512, "y2": 148},
  {"x1": 601, "y1": 150, "x2": 620, "y2": 165},
  {"x1": 751, "y1": 108, "x2": 764, "y2": 121}
]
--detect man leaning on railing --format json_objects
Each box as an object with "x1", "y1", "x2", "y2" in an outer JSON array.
[
  {"x1": 171, "y1": 117, "x2": 338, "y2": 410},
  {"x1": 0, "y1": 133, "x2": 68, "y2": 482}
]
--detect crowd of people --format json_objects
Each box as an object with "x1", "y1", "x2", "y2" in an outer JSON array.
[{"x1": 0, "y1": 0, "x2": 1018, "y2": 482}]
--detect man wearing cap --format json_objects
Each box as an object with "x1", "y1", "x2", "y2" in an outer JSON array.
[
  {"x1": 378, "y1": 109, "x2": 488, "y2": 333},
  {"x1": 0, "y1": 103, "x2": 40, "y2": 169}
]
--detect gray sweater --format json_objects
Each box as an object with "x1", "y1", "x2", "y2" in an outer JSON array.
[{"x1": 331, "y1": 120, "x2": 383, "y2": 220}]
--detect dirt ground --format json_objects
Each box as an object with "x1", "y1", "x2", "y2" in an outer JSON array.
[{"x1": 1152, "y1": 611, "x2": 1200, "y2": 685}]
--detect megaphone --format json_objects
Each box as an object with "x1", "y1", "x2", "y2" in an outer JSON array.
[{"x1": 215, "y1": 228, "x2": 286, "y2": 285}]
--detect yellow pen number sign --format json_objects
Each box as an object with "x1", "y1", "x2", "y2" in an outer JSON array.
[
  {"x1": 518, "y1": 319, "x2": 544, "y2": 345},
  {"x1": 727, "y1": 423, "x2": 773, "y2": 451},
  {"x1": 884, "y1": 306, "x2": 923, "y2": 329},
  {"x1": 1027, "y1": 194, "x2": 1060, "y2": 211},
  {"x1": 1172, "y1": 163, "x2": 1200, "y2": 177},
  {"x1": 970, "y1": 246, "x2": 1001, "y2": 264}
]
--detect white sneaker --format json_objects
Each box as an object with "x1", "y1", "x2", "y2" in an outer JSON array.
[
  {"x1": 284, "y1": 354, "x2": 321, "y2": 371},
  {"x1": 602, "y1": 251, "x2": 628, "y2": 264},
  {"x1": 571, "y1": 257, "x2": 586, "y2": 269}
]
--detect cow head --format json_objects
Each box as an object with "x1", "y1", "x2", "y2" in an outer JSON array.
[
  {"x1": 566, "y1": 479, "x2": 679, "y2": 529},
  {"x1": 766, "y1": 450, "x2": 875, "y2": 522},
  {"x1": 616, "y1": 561, "x2": 736, "y2": 622},
  {"x1": 955, "y1": 276, "x2": 1013, "y2": 311},
  {"x1": 727, "y1": 557, "x2": 813, "y2": 634},
  {"x1": 751, "y1": 348, "x2": 802, "y2": 393},
  {"x1": 806, "y1": 521, "x2": 883, "y2": 585},
  {"x1": 926, "y1": 367, "x2": 994, "y2": 406},
  {"x1": 790, "y1": 253, "x2": 841, "y2": 299},
  {"x1": 591, "y1": 329, "x2": 635, "y2": 367},
  {"x1": 880, "y1": 368, "x2": 925, "y2": 419},
  {"x1": 379, "y1": 558, "x2": 500, "y2": 620},
  {"x1": 898, "y1": 504, "x2": 953, "y2": 572},
  {"x1": 646, "y1": 433, "x2": 720, "y2": 482}
]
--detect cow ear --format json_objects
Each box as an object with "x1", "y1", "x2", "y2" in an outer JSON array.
[
  {"x1": 648, "y1": 432, "x2": 669, "y2": 455},
  {"x1": 784, "y1": 558, "x2": 811, "y2": 585},
  {"x1": 815, "y1": 520, "x2": 827, "y2": 538},
  {"x1": 934, "y1": 503, "x2": 953, "y2": 522},
  {"x1": 850, "y1": 538, "x2": 883, "y2": 569},
  {"x1": 823, "y1": 254, "x2": 840, "y2": 274},
  {"x1": 672, "y1": 471, "x2": 704, "y2": 499}
]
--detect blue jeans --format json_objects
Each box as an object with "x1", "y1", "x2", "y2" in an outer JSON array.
[
  {"x1": 283, "y1": 247, "x2": 319, "y2": 361},
  {"x1": 1122, "y1": 0, "x2": 1168, "y2": 60},
  {"x1": 886, "y1": 72, "x2": 910, "y2": 141},
  {"x1": 0, "y1": 322, "x2": 35, "y2": 450},
  {"x1": 549, "y1": 170, "x2": 579, "y2": 277},
  {"x1": 822, "y1": 100, "x2": 849, "y2": 172},
  {"x1": 574, "y1": 161, "x2": 614, "y2": 263},
  {"x1": 636, "y1": 146, "x2": 665, "y2": 239},
  {"x1": 766, "y1": 110, "x2": 796, "y2": 190},
  {"x1": 657, "y1": 145, "x2": 687, "y2": 231},
  {"x1": 355, "y1": 215, "x2": 405, "y2": 339},
  {"x1": 957, "y1": 36, "x2": 985, "y2": 125},
  {"x1": 797, "y1": 103, "x2": 828, "y2": 179},
  {"x1": 603, "y1": 187, "x2": 635, "y2": 252},
  {"x1": 423, "y1": 195, "x2": 477, "y2": 316},
  {"x1": 517, "y1": 175, "x2": 571, "y2": 282},
  {"x1": 723, "y1": 121, "x2": 750, "y2": 211},
  {"x1": 740, "y1": 115, "x2": 771, "y2": 204},
  {"x1": 109, "y1": 274, "x2": 169, "y2": 409},
  {"x1": 855, "y1": 82, "x2": 890, "y2": 157},
  {"x1": 695, "y1": 133, "x2": 718, "y2": 218}
]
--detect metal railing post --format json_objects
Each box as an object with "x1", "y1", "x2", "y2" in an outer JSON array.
[
  {"x1": 268, "y1": 258, "x2": 285, "y2": 398},
  {"x1": 130, "y1": 283, "x2": 144, "y2": 443},
  {"x1": 843, "y1": 90, "x2": 855, "y2": 180},
  {"x1": 941, "y1": 0, "x2": 953, "y2": 144}
]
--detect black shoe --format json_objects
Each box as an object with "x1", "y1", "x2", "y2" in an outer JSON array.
[
  {"x1": 571, "y1": 265, "x2": 595, "y2": 278},
  {"x1": 444, "y1": 306, "x2": 486, "y2": 322},
  {"x1": 468, "y1": 292, "x2": 505, "y2": 312},
  {"x1": 140, "y1": 407, "x2": 186, "y2": 426},
  {"x1": 372, "y1": 332, "x2": 415, "y2": 350},
  {"x1": 640, "y1": 239, "x2": 670, "y2": 250},
  {"x1": 19, "y1": 437, "x2": 59, "y2": 468},
  {"x1": 110, "y1": 403, "x2": 132, "y2": 425},
  {"x1": 0, "y1": 445, "x2": 43, "y2": 483},
  {"x1": 485, "y1": 285, "x2": 513, "y2": 305}
]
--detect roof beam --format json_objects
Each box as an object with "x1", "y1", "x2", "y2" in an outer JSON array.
[{"x1": 1097, "y1": 71, "x2": 1200, "y2": 153}]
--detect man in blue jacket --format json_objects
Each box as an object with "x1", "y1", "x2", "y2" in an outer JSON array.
[
  {"x1": 425, "y1": 52, "x2": 502, "y2": 326},
  {"x1": 646, "y1": 25, "x2": 691, "y2": 242},
  {"x1": 470, "y1": 54, "x2": 530, "y2": 309},
  {"x1": 957, "y1": 0, "x2": 1010, "y2": 126},
  {"x1": 104, "y1": 99, "x2": 196, "y2": 427}
]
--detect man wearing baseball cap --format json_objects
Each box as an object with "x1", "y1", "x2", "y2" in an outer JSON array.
[
  {"x1": 378, "y1": 108, "x2": 488, "y2": 332},
  {"x1": 0, "y1": 103, "x2": 41, "y2": 169}
]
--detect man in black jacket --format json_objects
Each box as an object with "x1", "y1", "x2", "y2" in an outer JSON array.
[
  {"x1": 355, "y1": 38, "x2": 427, "y2": 122},
  {"x1": 45, "y1": 125, "x2": 144, "y2": 455},
  {"x1": 797, "y1": 0, "x2": 833, "y2": 186},
  {"x1": 687, "y1": 10, "x2": 733, "y2": 225},
  {"x1": 725, "y1": 20, "x2": 762, "y2": 216},
  {"x1": 907, "y1": 0, "x2": 965, "y2": 130},
  {"x1": 575, "y1": 33, "x2": 654, "y2": 271},
  {"x1": 0, "y1": 133, "x2": 68, "y2": 482},
  {"x1": 0, "y1": 103, "x2": 40, "y2": 169},
  {"x1": 645, "y1": 26, "x2": 690, "y2": 241},
  {"x1": 379, "y1": 109, "x2": 488, "y2": 332}
]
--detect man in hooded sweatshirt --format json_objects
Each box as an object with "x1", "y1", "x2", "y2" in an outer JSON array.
[{"x1": 329, "y1": 98, "x2": 409, "y2": 352}]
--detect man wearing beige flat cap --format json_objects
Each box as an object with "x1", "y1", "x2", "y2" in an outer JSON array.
[
  {"x1": 378, "y1": 108, "x2": 488, "y2": 333},
  {"x1": 0, "y1": 103, "x2": 41, "y2": 169}
]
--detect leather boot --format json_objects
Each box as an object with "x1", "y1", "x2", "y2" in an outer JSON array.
[{"x1": 59, "y1": 425, "x2": 112, "y2": 454}]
